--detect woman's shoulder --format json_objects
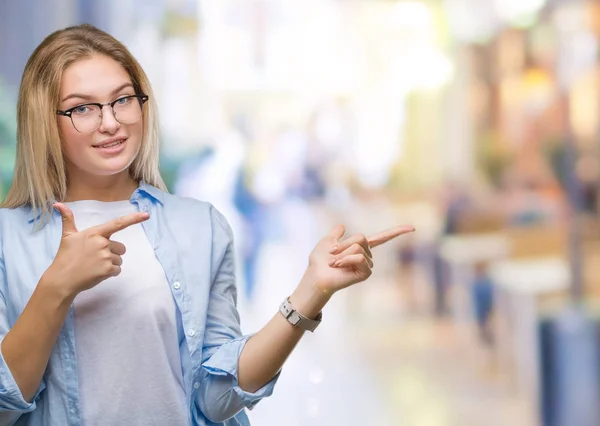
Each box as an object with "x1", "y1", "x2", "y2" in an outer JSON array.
[
  {"x1": 0, "y1": 205, "x2": 34, "y2": 225},
  {"x1": 0, "y1": 206, "x2": 35, "y2": 248},
  {"x1": 140, "y1": 182, "x2": 208, "y2": 212},
  {"x1": 161, "y1": 191, "x2": 213, "y2": 213},
  {"x1": 160, "y1": 193, "x2": 233, "y2": 238},
  {"x1": 139, "y1": 183, "x2": 232, "y2": 237}
]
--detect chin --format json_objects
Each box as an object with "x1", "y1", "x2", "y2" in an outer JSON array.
[
  {"x1": 89, "y1": 157, "x2": 137, "y2": 177},
  {"x1": 92, "y1": 149, "x2": 140, "y2": 176}
]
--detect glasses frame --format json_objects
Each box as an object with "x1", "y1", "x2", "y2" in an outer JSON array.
[{"x1": 56, "y1": 94, "x2": 149, "y2": 133}]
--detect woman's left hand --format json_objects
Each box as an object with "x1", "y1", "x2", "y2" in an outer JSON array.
[{"x1": 305, "y1": 224, "x2": 415, "y2": 296}]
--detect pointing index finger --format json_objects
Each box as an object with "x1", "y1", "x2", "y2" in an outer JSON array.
[
  {"x1": 367, "y1": 225, "x2": 415, "y2": 249},
  {"x1": 91, "y1": 212, "x2": 150, "y2": 238}
]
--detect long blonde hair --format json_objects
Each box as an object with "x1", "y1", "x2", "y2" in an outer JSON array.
[{"x1": 1, "y1": 24, "x2": 167, "y2": 218}]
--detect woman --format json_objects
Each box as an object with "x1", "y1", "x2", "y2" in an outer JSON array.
[{"x1": 0, "y1": 24, "x2": 414, "y2": 426}]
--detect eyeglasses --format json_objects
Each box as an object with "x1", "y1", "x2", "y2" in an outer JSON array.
[{"x1": 56, "y1": 94, "x2": 149, "y2": 134}]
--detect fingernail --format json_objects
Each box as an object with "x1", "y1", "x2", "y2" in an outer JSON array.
[
  {"x1": 329, "y1": 258, "x2": 336, "y2": 267},
  {"x1": 329, "y1": 245, "x2": 338, "y2": 254},
  {"x1": 141, "y1": 212, "x2": 150, "y2": 219},
  {"x1": 334, "y1": 260, "x2": 342, "y2": 267}
]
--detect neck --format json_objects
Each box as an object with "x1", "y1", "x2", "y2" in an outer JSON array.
[{"x1": 65, "y1": 171, "x2": 139, "y2": 202}]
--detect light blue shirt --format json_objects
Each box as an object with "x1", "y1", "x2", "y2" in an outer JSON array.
[{"x1": 0, "y1": 182, "x2": 278, "y2": 426}]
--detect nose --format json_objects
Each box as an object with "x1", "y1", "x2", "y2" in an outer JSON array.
[{"x1": 98, "y1": 105, "x2": 121, "y2": 134}]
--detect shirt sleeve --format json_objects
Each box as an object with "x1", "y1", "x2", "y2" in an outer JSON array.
[
  {"x1": 194, "y1": 207, "x2": 279, "y2": 424},
  {"x1": 0, "y1": 253, "x2": 45, "y2": 425}
]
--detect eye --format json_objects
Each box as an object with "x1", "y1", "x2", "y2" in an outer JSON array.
[
  {"x1": 115, "y1": 96, "x2": 132, "y2": 105},
  {"x1": 73, "y1": 105, "x2": 91, "y2": 115}
]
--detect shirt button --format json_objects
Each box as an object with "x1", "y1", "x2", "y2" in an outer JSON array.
[
  {"x1": 173, "y1": 282, "x2": 181, "y2": 290},
  {"x1": 187, "y1": 329, "x2": 196, "y2": 337},
  {"x1": 142, "y1": 205, "x2": 149, "y2": 212},
  {"x1": 193, "y1": 382, "x2": 200, "y2": 389}
]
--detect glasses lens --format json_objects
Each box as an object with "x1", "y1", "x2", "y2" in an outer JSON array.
[
  {"x1": 113, "y1": 96, "x2": 143, "y2": 125},
  {"x1": 71, "y1": 104, "x2": 102, "y2": 133}
]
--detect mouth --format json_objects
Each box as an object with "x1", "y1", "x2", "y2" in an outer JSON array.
[
  {"x1": 92, "y1": 137, "x2": 128, "y2": 156},
  {"x1": 93, "y1": 137, "x2": 127, "y2": 149}
]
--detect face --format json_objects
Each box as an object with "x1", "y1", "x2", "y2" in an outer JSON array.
[{"x1": 57, "y1": 54, "x2": 143, "y2": 181}]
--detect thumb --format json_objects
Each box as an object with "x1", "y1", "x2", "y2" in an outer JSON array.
[
  {"x1": 328, "y1": 224, "x2": 346, "y2": 242},
  {"x1": 53, "y1": 203, "x2": 78, "y2": 236}
]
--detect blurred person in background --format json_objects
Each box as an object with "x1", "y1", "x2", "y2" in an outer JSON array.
[
  {"x1": 431, "y1": 182, "x2": 472, "y2": 317},
  {"x1": 0, "y1": 24, "x2": 415, "y2": 426},
  {"x1": 471, "y1": 261, "x2": 495, "y2": 346}
]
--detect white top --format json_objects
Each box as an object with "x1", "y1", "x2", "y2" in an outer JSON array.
[{"x1": 68, "y1": 200, "x2": 188, "y2": 426}]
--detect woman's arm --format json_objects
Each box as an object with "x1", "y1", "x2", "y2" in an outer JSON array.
[
  {"x1": 237, "y1": 271, "x2": 329, "y2": 393},
  {"x1": 1, "y1": 277, "x2": 74, "y2": 402},
  {"x1": 196, "y1": 208, "x2": 412, "y2": 422},
  {"x1": 237, "y1": 224, "x2": 414, "y2": 392},
  {"x1": 1, "y1": 204, "x2": 147, "y2": 403}
]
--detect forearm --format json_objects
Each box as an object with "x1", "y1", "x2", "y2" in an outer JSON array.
[
  {"x1": 1, "y1": 276, "x2": 74, "y2": 402},
  {"x1": 237, "y1": 272, "x2": 330, "y2": 393},
  {"x1": 237, "y1": 223, "x2": 412, "y2": 394}
]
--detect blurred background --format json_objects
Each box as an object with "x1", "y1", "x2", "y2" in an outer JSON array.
[{"x1": 2, "y1": 1, "x2": 600, "y2": 425}]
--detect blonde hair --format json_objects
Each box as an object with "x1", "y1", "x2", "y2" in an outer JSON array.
[{"x1": 1, "y1": 24, "x2": 167, "y2": 218}]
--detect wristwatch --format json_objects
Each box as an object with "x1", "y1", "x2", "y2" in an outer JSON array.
[{"x1": 279, "y1": 297, "x2": 322, "y2": 332}]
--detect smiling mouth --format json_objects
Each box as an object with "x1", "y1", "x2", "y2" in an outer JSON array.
[{"x1": 93, "y1": 139, "x2": 126, "y2": 148}]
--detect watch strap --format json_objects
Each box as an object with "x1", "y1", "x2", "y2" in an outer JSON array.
[{"x1": 279, "y1": 297, "x2": 322, "y2": 332}]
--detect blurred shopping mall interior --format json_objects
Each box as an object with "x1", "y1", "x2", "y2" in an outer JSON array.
[{"x1": 3, "y1": 1, "x2": 600, "y2": 425}]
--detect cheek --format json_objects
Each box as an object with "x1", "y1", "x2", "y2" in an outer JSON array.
[
  {"x1": 58, "y1": 120, "x2": 89, "y2": 160},
  {"x1": 132, "y1": 120, "x2": 144, "y2": 140},
  {"x1": 58, "y1": 117, "x2": 79, "y2": 142},
  {"x1": 129, "y1": 122, "x2": 144, "y2": 149}
]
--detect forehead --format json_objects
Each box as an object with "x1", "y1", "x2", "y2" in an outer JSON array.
[{"x1": 60, "y1": 55, "x2": 131, "y2": 99}]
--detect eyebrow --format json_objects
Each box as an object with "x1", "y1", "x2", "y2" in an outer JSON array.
[{"x1": 60, "y1": 83, "x2": 135, "y2": 103}]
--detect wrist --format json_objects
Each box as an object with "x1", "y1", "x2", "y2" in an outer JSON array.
[
  {"x1": 39, "y1": 271, "x2": 78, "y2": 303},
  {"x1": 289, "y1": 271, "x2": 333, "y2": 319}
]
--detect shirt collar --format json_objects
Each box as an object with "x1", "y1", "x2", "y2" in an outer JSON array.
[
  {"x1": 27, "y1": 181, "x2": 165, "y2": 223},
  {"x1": 27, "y1": 204, "x2": 56, "y2": 225},
  {"x1": 136, "y1": 181, "x2": 165, "y2": 205}
]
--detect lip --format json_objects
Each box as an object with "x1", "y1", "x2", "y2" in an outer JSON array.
[
  {"x1": 92, "y1": 137, "x2": 128, "y2": 155},
  {"x1": 93, "y1": 136, "x2": 128, "y2": 148}
]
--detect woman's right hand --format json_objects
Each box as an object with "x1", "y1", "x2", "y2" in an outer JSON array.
[{"x1": 41, "y1": 202, "x2": 150, "y2": 298}]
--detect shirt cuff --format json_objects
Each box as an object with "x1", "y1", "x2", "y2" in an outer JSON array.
[{"x1": 201, "y1": 335, "x2": 280, "y2": 410}]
